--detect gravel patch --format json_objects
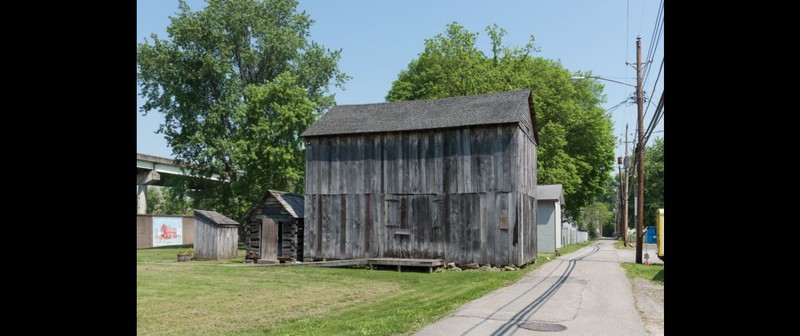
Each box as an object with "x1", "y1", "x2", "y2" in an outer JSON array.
[{"x1": 631, "y1": 277, "x2": 664, "y2": 336}]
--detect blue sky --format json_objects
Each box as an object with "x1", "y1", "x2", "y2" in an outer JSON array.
[{"x1": 137, "y1": 0, "x2": 664, "y2": 163}]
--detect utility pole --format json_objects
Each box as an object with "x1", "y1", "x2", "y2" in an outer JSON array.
[
  {"x1": 622, "y1": 124, "x2": 630, "y2": 248},
  {"x1": 617, "y1": 161, "x2": 623, "y2": 241},
  {"x1": 635, "y1": 36, "x2": 645, "y2": 264}
]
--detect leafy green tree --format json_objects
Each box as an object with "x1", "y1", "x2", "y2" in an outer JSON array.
[
  {"x1": 386, "y1": 22, "x2": 615, "y2": 218},
  {"x1": 146, "y1": 187, "x2": 194, "y2": 216},
  {"x1": 598, "y1": 176, "x2": 620, "y2": 236},
  {"x1": 584, "y1": 202, "x2": 613, "y2": 239},
  {"x1": 137, "y1": 0, "x2": 348, "y2": 220},
  {"x1": 602, "y1": 220, "x2": 615, "y2": 238},
  {"x1": 623, "y1": 137, "x2": 663, "y2": 230},
  {"x1": 643, "y1": 137, "x2": 664, "y2": 228}
]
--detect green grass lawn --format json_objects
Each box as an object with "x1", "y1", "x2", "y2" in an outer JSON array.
[
  {"x1": 620, "y1": 262, "x2": 664, "y2": 285},
  {"x1": 558, "y1": 240, "x2": 595, "y2": 256},
  {"x1": 137, "y1": 242, "x2": 589, "y2": 335}
]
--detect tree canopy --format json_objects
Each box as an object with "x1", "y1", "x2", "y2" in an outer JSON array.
[
  {"x1": 643, "y1": 137, "x2": 664, "y2": 228},
  {"x1": 584, "y1": 201, "x2": 613, "y2": 239},
  {"x1": 386, "y1": 22, "x2": 615, "y2": 218},
  {"x1": 145, "y1": 187, "x2": 194, "y2": 216},
  {"x1": 137, "y1": 0, "x2": 348, "y2": 220}
]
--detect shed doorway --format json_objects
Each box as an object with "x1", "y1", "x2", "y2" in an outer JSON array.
[{"x1": 260, "y1": 217, "x2": 278, "y2": 261}]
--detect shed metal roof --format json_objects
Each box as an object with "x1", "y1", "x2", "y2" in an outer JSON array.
[
  {"x1": 194, "y1": 209, "x2": 240, "y2": 226},
  {"x1": 536, "y1": 184, "x2": 565, "y2": 204}
]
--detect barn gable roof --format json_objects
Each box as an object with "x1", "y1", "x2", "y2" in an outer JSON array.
[
  {"x1": 536, "y1": 184, "x2": 565, "y2": 205},
  {"x1": 301, "y1": 89, "x2": 538, "y2": 143},
  {"x1": 242, "y1": 189, "x2": 305, "y2": 222},
  {"x1": 194, "y1": 209, "x2": 240, "y2": 227}
]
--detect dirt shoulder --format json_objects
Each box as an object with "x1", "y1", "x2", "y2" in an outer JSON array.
[{"x1": 631, "y1": 277, "x2": 664, "y2": 336}]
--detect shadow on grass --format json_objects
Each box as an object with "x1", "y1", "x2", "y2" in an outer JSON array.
[
  {"x1": 144, "y1": 244, "x2": 194, "y2": 250},
  {"x1": 141, "y1": 243, "x2": 247, "y2": 251},
  {"x1": 652, "y1": 269, "x2": 664, "y2": 284}
]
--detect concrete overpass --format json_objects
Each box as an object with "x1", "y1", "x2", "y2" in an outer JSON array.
[{"x1": 136, "y1": 153, "x2": 222, "y2": 214}]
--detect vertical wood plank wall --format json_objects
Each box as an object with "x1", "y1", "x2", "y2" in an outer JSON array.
[
  {"x1": 304, "y1": 124, "x2": 537, "y2": 266},
  {"x1": 195, "y1": 218, "x2": 239, "y2": 260},
  {"x1": 194, "y1": 218, "x2": 214, "y2": 259}
]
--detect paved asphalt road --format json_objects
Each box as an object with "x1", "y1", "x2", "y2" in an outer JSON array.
[{"x1": 415, "y1": 239, "x2": 650, "y2": 336}]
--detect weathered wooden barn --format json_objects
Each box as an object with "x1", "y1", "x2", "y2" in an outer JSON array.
[
  {"x1": 536, "y1": 184, "x2": 565, "y2": 253},
  {"x1": 242, "y1": 190, "x2": 305, "y2": 263},
  {"x1": 193, "y1": 209, "x2": 240, "y2": 260},
  {"x1": 301, "y1": 89, "x2": 539, "y2": 266}
]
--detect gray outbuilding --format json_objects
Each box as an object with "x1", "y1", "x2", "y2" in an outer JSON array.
[
  {"x1": 193, "y1": 209, "x2": 240, "y2": 260},
  {"x1": 536, "y1": 184, "x2": 565, "y2": 253}
]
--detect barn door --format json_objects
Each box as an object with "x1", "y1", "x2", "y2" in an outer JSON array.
[
  {"x1": 260, "y1": 217, "x2": 278, "y2": 262},
  {"x1": 385, "y1": 196, "x2": 409, "y2": 257}
]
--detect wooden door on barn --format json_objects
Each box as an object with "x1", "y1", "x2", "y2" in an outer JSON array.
[
  {"x1": 384, "y1": 194, "x2": 442, "y2": 259},
  {"x1": 384, "y1": 196, "x2": 410, "y2": 258},
  {"x1": 260, "y1": 217, "x2": 278, "y2": 261}
]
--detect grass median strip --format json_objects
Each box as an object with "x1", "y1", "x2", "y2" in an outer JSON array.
[{"x1": 620, "y1": 262, "x2": 664, "y2": 285}]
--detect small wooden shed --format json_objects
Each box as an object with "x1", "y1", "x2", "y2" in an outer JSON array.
[
  {"x1": 301, "y1": 89, "x2": 539, "y2": 267},
  {"x1": 536, "y1": 184, "x2": 565, "y2": 253},
  {"x1": 243, "y1": 190, "x2": 305, "y2": 263},
  {"x1": 193, "y1": 209, "x2": 240, "y2": 260}
]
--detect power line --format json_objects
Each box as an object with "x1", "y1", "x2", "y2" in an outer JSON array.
[
  {"x1": 642, "y1": 0, "x2": 664, "y2": 86},
  {"x1": 641, "y1": 0, "x2": 663, "y2": 86},
  {"x1": 645, "y1": 0, "x2": 664, "y2": 64},
  {"x1": 629, "y1": 91, "x2": 663, "y2": 157},
  {"x1": 642, "y1": 18, "x2": 663, "y2": 85},
  {"x1": 642, "y1": 58, "x2": 664, "y2": 121},
  {"x1": 644, "y1": 91, "x2": 664, "y2": 145},
  {"x1": 605, "y1": 99, "x2": 630, "y2": 115},
  {"x1": 645, "y1": 91, "x2": 664, "y2": 134}
]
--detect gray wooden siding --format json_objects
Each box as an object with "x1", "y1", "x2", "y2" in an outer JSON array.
[
  {"x1": 305, "y1": 192, "x2": 526, "y2": 265},
  {"x1": 305, "y1": 125, "x2": 516, "y2": 195},
  {"x1": 515, "y1": 127, "x2": 537, "y2": 197},
  {"x1": 194, "y1": 218, "x2": 215, "y2": 259},
  {"x1": 195, "y1": 218, "x2": 238, "y2": 260},
  {"x1": 215, "y1": 226, "x2": 239, "y2": 259},
  {"x1": 304, "y1": 124, "x2": 537, "y2": 266},
  {"x1": 515, "y1": 194, "x2": 537, "y2": 265},
  {"x1": 513, "y1": 128, "x2": 537, "y2": 265}
]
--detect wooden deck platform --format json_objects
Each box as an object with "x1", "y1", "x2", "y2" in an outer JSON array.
[
  {"x1": 366, "y1": 258, "x2": 444, "y2": 272},
  {"x1": 251, "y1": 258, "x2": 445, "y2": 273}
]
